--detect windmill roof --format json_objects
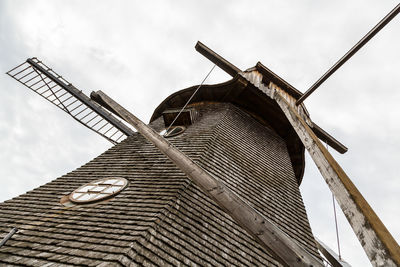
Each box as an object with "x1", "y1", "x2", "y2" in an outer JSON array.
[
  {"x1": 0, "y1": 102, "x2": 321, "y2": 266},
  {"x1": 151, "y1": 74, "x2": 306, "y2": 183}
]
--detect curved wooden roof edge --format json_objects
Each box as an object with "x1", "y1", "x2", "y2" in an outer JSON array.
[{"x1": 150, "y1": 75, "x2": 306, "y2": 184}]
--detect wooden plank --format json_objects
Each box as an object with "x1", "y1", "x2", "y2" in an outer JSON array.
[
  {"x1": 91, "y1": 90, "x2": 324, "y2": 267},
  {"x1": 296, "y1": 3, "x2": 400, "y2": 105},
  {"x1": 195, "y1": 41, "x2": 241, "y2": 77},
  {"x1": 270, "y1": 84, "x2": 400, "y2": 267},
  {"x1": 311, "y1": 122, "x2": 348, "y2": 154},
  {"x1": 256, "y1": 62, "x2": 303, "y2": 99}
]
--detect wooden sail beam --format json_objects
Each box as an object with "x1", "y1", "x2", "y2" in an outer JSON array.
[
  {"x1": 268, "y1": 83, "x2": 400, "y2": 266},
  {"x1": 91, "y1": 90, "x2": 324, "y2": 267},
  {"x1": 296, "y1": 3, "x2": 400, "y2": 105}
]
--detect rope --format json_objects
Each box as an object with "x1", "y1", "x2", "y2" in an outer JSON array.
[
  {"x1": 332, "y1": 192, "x2": 342, "y2": 260},
  {"x1": 326, "y1": 140, "x2": 342, "y2": 260},
  {"x1": 165, "y1": 64, "x2": 216, "y2": 133}
]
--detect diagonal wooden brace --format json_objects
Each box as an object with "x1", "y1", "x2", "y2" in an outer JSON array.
[
  {"x1": 272, "y1": 89, "x2": 400, "y2": 267},
  {"x1": 91, "y1": 90, "x2": 323, "y2": 267}
]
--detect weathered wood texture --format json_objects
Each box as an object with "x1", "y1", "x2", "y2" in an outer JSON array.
[
  {"x1": 1, "y1": 103, "x2": 284, "y2": 266},
  {"x1": 0, "y1": 99, "x2": 320, "y2": 265},
  {"x1": 241, "y1": 70, "x2": 400, "y2": 267},
  {"x1": 315, "y1": 238, "x2": 351, "y2": 267},
  {"x1": 311, "y1": 122, "x2": 348, "y2": 154},
  {"x1": 0, "y1": 228, "x2": 17, "y2": 248},
  {"x1": 92, "y1": 90, "x2": 323, "y2": 267}
]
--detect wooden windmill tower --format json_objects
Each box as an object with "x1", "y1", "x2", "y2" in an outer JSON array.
[{"x1": 1, "y1": 4, "x2": 399, "y2": 267}]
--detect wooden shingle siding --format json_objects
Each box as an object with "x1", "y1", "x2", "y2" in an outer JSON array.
[{"x1": 0, "y1": 103, "x2": 320, "y2": 266}]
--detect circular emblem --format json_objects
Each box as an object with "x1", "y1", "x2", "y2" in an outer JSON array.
[{"x1": 69, "y1": 177, "x2": 128, "y2": 203}]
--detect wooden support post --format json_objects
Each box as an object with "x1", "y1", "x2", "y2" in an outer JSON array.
[
  {"x1": 272, "y1": 88, "x2": 400, "y2": 267},
  {"x1": 91, "y1": 90, "x2": 323, "y2": 267}
]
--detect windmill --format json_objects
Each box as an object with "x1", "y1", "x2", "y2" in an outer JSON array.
[{"x1": 1, "y1": 3, "x2": 399, "y2": 267}]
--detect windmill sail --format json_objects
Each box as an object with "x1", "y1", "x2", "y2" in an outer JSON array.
[{"x1": 6, "y1": 58, "x2": 134, "y2": 144}]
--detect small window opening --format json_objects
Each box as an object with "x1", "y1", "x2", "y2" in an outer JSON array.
[{"x1": 162, "y1": 126, "x2": 186, "y2": 138}]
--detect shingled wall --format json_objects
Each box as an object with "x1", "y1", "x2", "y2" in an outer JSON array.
[{"x1": 0, "y1": 102, "x2": 321, "y2": 266}]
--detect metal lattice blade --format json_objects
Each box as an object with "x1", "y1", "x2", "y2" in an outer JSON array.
[{"x1": 7, "y1": 58, "x2": 134, "y2": 144}]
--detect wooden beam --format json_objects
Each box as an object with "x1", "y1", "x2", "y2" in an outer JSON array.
[
  {"x1": 311, "y1": 122, "x2": 348, "y2": 154},
  {"x1": 0, "y1": 228, "x2": 18, "y2": 248},
  {"x1": 91, "y1": 90, "x2": 324, "y2": 267},
  {"x1": 256, "y1": 62, "x2": 303, "y2": 99},
  {"x1": 195, "y1": 41, "x2": 241, "y2": 77},
  {"x1": 256, "y1": 62, "x2": 348, "y2": 154},
  {"x1": 296, "y1": 3, "x2": 400, "y2": 105},
  {"x1": 271, "y1": 86, "x2": 400, "y2": 267}
]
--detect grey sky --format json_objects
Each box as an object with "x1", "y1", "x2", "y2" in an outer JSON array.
[{"x1": 0, "y1": 1, "x2": 399, "y2": 266}]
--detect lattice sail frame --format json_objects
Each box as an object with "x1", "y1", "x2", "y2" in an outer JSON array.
[{"x1": 7, "y1": 58, "x2": 134, "y2": 144}]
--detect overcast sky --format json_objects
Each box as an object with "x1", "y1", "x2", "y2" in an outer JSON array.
[{"x1": 0, "y1": 1, "x2": 399, "y2": 266}]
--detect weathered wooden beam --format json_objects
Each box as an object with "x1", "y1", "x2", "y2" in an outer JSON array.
[
  {"x1": 311, "y1": 122, "x2": 348, "y2": 154},
  {"x1": 256, "y1": 61, "x2": 303, "y2": 99},
  {"x1": 0, "y1": 228, "x2": 18, "y2": 248},
  {"x1": 91, "y1": 90, "x2": 323, "y2": 267},
  {"x1": 271, "y1": 86, "x2": 400, "y2": 267},
  {"x1": 195, "y1": 41, "x2": 241, "y2": 77}
]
